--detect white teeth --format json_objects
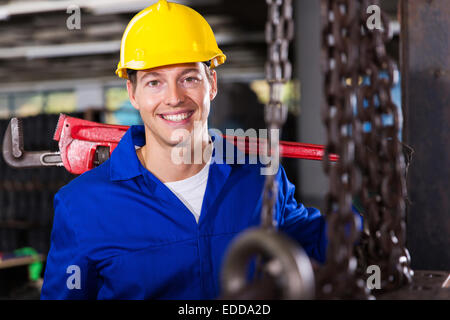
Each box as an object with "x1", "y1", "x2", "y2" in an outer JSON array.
[{"x1": 162, "y1": 112, "x2": 191, "y2": 122}]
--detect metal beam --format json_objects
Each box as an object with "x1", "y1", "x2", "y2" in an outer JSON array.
[
  {"x1": 0, "y1": 41, "x2": 121, "y2": 59},
  {"x1": 295, "y1": 0, "x2": 328, "y2": 208},
  {"x1": 401, "y1": 0, "x2": 450, "y2": 270},
  {"x1": 0, "y1": 31, "x2": 264, "y2": 59},
  {"x1": 0, "y1": 0, "x2": 222, "y2": 20}
]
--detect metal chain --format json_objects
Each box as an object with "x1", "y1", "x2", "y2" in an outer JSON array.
[
  {"x1": 317, "y1": 0, "x2": 370, "y2": 299},
  {"x1": 354, "y1": 0, "x2": 413, "y2": 291},
  {"x1": 261, "y1": 0, "x2": 293, "y2": 229},
  {"x1": 221, "y1": 1, "x2": 314, "y2": 296},
  {"x1": 319, "y1": 0, "x2": 413, "y2": 298}
]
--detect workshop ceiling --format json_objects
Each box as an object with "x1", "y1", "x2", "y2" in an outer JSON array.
[
  {"x1": 0, "y1": 0, "x2": 268, "y2": 84},
  {"x1": 0, "y1": 0, "x2": 399, "y2": 85}
]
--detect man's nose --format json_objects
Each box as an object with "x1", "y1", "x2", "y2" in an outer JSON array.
[{"x1": 164, "y1": 82, "x2": 184, "y2": 106}]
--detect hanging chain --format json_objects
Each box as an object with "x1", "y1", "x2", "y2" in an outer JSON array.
[
  {"x1": 317, "y1": 0, "x2": 370, "y2": 299},
  {"x1": 261, "y1": 0, "x2": 293, "y2": 229},
  {"x1": 319, "y1": 0, "x2": 413, "y2": 298},
  {"x1": 354, "y1": 0, "x2": 413, "y2": 291}
]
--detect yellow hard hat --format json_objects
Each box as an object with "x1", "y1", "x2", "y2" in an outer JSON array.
[{"x1": 115, "y1": 0, "x2": 226, "y2": 79}]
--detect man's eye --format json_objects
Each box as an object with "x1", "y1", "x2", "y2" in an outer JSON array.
[
  {"x1": 148, "y1": 80, "x2": 159, "y2": 87},
  {"x1": 185, "y1": 77, "x2": 199, "y2": 83}
]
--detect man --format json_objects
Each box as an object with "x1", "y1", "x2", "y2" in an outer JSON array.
[{"x1": 41, "y1": 0, "x2": 336, "y2": 300}]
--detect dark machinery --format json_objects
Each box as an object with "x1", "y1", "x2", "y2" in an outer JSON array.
[{"x1": 219, "y1": 0, "x2": 450, "y2": 300}]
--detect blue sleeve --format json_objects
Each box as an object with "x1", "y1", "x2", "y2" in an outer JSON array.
[
  {"x1": 41, "y1": 192, "x2": 97, "y2": 300},
  {"x1": 275, "y1": 166, "x2": 365, "y2": 265},
  {"x1": 275, "y1": 166, "x2": 328, "y2": 264}
]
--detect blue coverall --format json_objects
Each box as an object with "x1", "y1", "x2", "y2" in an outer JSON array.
[{"x1": 41, "y1": 125, "x2": 336, "y2": 299}]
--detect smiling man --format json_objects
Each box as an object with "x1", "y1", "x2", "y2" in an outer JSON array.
[
  {"x1": 41, "y1": 0, "x2": 331, "y2": 300},
  {"x1": 127, "y1": 62, "x2": 216, "y2": 185}
]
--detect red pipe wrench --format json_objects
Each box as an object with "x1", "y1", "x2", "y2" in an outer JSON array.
[{"x1": 2, "y1": 113, "x2": 338, "y2": 175}]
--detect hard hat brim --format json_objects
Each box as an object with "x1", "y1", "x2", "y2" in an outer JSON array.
[{"x1": 116, "y1": 53, "x2": 226, "y2": 80}]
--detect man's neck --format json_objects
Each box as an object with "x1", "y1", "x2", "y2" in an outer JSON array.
[{"x1": 137, "y1": 130, "x2": 212, "y2": 183}]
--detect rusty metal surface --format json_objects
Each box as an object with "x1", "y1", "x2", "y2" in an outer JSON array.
[
  {"x1": 260, "y1": 0, "x2": 293, "y2": 229},
  {"x1": 220, "y1": 228, "x2": 315, "y2": 300},
  {"x1": 317, "y1": 0, "x2": 414, "y2": 298},
  {"x1": 376, "y1": 270, "x2": 450, "y2": 300},
  {"x1": 317, "y1": 0, "x2": 370, "y2": 299},
  {"x1": 401, "y1": 0, "x2": 450, "y2": 271}
]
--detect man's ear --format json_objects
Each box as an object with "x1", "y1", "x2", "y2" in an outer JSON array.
[
  {"x1": 209, "y1": 70, "x2": 218, "y2": 101},
  {"x1": 126, "y1": 79, "x2": 140, "y2": 111}
]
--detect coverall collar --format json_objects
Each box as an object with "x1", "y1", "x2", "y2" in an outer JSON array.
[
  {"x1": 109, "y1": 125, "x2": 146, "y2": 181},
  {"x1": 109, "y1": 125, "x2": 241, "y2": 182}
]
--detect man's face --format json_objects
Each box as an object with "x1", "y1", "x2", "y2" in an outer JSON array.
[{"x1": 127, "y1": 62, "x2": 217, "y2": 147}]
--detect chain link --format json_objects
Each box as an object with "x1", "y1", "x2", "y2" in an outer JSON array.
[
  {"x1": 317, "y1": 0, "x2": 369, "y2": 299},
  {"x1": 354, "y1": 0, "x2": 414, "y2": 291},
  {"x1": 261, "y1": 0, "x2": 412, "y2": 299},
  {"x1": 318, "y1": 0, "x2": 413, "y2": 298},
  {"x1": 261, "y1": 0, "x2": 293, "y2": 229}
]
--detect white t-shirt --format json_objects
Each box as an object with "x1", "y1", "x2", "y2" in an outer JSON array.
[
  {"x1": 164, "y1": 161, "x2": 210, "y2": 223},
  {"x1": 136, "y1": 144, "x2": 212, "y2": 223}
]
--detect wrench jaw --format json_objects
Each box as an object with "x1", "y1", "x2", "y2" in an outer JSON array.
[{"x1": 2, "y1": 117, "x2": 63, "y2": 169}]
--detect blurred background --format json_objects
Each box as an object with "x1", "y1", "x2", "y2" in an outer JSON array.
[{"x1": 0, "y1": 0, "x2": 417, "y2": 299}]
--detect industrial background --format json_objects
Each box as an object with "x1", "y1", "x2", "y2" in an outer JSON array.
[{"x1": 0, "y1": 0, "x2": 448, "y2": 299}]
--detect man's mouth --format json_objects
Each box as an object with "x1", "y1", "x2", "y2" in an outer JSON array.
[{"x1": 159, "y1": 110, "x2": 195, "y2": 123}]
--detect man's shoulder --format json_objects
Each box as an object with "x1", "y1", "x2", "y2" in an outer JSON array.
[{"x1": 56, "y1": 160, "x2": 112, "y2": 206}]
